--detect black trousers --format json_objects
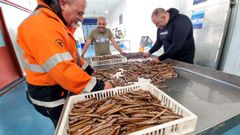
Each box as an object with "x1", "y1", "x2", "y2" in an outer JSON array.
[
  {"x1": 32, "y1": 104, "x2": 63, "y2": 127},
  {"x1": 26, "y1": 83, "x2": 68, "y2": 128}
]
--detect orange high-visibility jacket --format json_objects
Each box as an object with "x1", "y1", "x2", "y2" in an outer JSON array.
[{"x1": 17, "y1": 2, "x2": 96, "y2": 94}]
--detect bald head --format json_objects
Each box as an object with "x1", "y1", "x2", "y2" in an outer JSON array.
[
  {"x1": 97, "y1": 16, "x2": 107, "y2": 24},
  {"x1": 151, "y1": 8, "x2": 169, "y2": 29},
  {"x1": 97, "y1": 16, "x2": 107, "y2": 33},
  {"x1": 151, "y1": 8, "x2": 167, "y2": 17},
  {"x1": 66, "y1": 0, "x2": 86, "y2": 5}
]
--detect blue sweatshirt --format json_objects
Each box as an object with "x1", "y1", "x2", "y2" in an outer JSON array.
[{"x1": 149, "y1": 8, "x2": 195, "y2": 64}]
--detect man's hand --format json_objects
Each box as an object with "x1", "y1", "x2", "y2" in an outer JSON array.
[
  {"x1": 104, "y1": 82, "x2": 113, "y2": 89},
  {"x1": 81, "y1": 54, "x2": 84, "y2": 59},
  {"x1": 120, "y1": 51, "x2": 126, "y2": 55},
  {"x1": 143, "y1": 52, "x2": 151, "y2": 58},
  {"x1": 151, "y1": 58, "x2": 160, "y2": 64}
]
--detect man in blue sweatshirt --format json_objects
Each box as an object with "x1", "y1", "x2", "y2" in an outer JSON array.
[{"x1": 144, "y1": 8, "x2": 195, "y2": 64}]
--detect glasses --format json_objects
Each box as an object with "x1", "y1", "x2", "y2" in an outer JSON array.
[{"x1": 77, "y1": 12, "x2": 84, "y2": 17}]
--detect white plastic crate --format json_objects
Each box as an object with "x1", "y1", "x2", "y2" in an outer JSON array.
[
  {"x1": 55, "y1": 83, "x2": 197, "y2": 135},
  {"x1": 90, "y1": 54, "x2": 127, "y2": 67}
]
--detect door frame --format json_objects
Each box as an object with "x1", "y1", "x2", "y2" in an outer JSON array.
[
  {"x1": 0, "y1": 7, "x2": 24, "y2": 95},
  {"x1": 0, "y1": 7, "x2": 23, "y2": 77}
]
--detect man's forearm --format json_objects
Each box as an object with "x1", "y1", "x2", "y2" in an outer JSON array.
[
  {"x1": 112, "y1": 40, "x2": 123, "y2": 54},
  {"x1": 149, "y1": 42, "x2": 162, "y2": 54},
  {"x1": 81, "y1": 47, "x2": 87, "y2": 56},
  {"x1": 81, "y1": 40, "x2": 91, "y2": 56},
  {"x1": 115, "y1": 45, "x2": 123, "y2": 53}
]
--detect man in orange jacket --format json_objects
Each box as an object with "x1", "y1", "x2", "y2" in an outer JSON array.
[{"x1": 17, "y1": 0, "x2": 112, "y2": 127}]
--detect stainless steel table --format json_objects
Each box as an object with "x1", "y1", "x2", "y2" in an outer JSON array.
[
  {"x1": 89, "y1": 57, "x2": 240, "y2": 134},
  {"x1": 87, "y1": 54, "x2": 240, "y2": 134},
  {"x1": 164, "y1": 60, "x2": 240, "y2": 134}
]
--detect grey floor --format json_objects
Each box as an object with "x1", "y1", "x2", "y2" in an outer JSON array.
[{"x1": 0, "y1": 81, "x2": 54, "y2": 135}]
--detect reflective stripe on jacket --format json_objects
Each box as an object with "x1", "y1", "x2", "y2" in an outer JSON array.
[
  {"x1": 26, "y1": 82, "x2": 68, "y2": 108},
  {"x1": 17, "y1": 2, "x2": 95, "y2": 94},
  {"x1": 28, "y1": 93, "x2": 65, "y2": 108}
]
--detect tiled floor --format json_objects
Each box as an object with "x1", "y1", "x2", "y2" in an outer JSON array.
[{"x1": 0, "y1": 81, "x2": 54, "y2": 135}]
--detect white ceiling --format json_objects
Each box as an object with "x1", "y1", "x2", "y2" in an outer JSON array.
[{"x1": 85, "y1": 0, "x2": 122, "y2": 18}]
